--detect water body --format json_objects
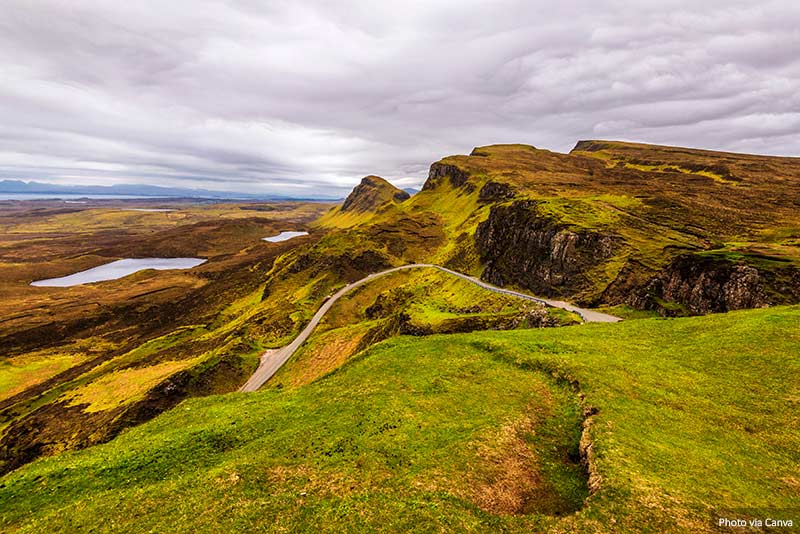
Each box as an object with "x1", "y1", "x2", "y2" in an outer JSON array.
[
  {"x1": 263, "y1": 231, "x2": 309, "y2": 242},
  {"x1": 31, "y1": 258, "x2": 207, "y2": 287}
]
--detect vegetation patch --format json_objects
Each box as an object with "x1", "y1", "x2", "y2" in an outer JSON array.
[
  {"x1": 0, "y1": 351, "x2": 88, "y2": 403},
  {"x1": 62, "y1": 359, "x2": 200, "y2": 413},
  {"x1": 0, "y1": 333, "x2": 588, "y2": 533},
  {"x1": 3, "y1": 305, "x2": 798, "y2": 532}
]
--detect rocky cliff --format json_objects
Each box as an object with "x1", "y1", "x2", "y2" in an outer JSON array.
[
  {"x1": 475, "y1": 200, "x2": 620, "y2": 300},
  {"x1": 340, "y1": 175, "x2": 410, "y2": 213},
  {"x1": 421, "y1": 162, "x2": 472, "y2": 191},
  {"x1": 628, "y1": 255, "x2": 800, "y2": 315}
]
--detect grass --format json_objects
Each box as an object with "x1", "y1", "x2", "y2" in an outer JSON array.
[
  {"x1": 0, "y1": 200, "x2": 338, "y2": 474},
  {"x1": 271, "y1": 268, "x2": 575, "y2": 388},
  {"x1": 1, "y1": 305, "x2": 798, "y2": 532},
  {"x1": 0, "y1": 351, "x2": 88, "y2": 403},
  {"x1": 597, "y1": 159, "x2": 738, "y2": 186},
  {"x1": 0, "y1": 330, "x2": 587, "y2": 533},
  {"x1": 61, "y1": 359, "x2": 201, "y2": 413}
]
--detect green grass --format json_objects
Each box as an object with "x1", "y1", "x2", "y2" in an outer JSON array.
[
  {"x1": 271, "y1": 268, "x2": 574, "y2": 388},
  {"x1": 1, "y1": 305, "x2": 798, "y2": 532},
  {"x1": 0, "y1": 332, "x2": 587, "y2": 533}
]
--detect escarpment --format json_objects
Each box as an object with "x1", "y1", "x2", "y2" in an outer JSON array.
[
  {"x1": 628, "y1": 255, "x2": 800, "y2": 315},
  {"x1": 475, "y1": 200, "x2": 621, "y2": 300},
  {"x1": 427, "y1": 141, "x2": 800, "y2": 314}
]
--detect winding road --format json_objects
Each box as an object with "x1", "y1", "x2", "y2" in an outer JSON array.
[{"x1": 239, "y1": 264, "x2": 621, "y2": 392}]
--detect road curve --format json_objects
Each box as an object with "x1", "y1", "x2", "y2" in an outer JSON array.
[{"x1": 239, "y1": 263, "x2": 621, "y2": 392}]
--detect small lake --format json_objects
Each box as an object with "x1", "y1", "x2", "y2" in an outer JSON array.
[
  {"x1": 263, "y1": 231, "x2": 309, "y2": 242},
  {"x1": 31, "y1": 258, "x2": 207, "y2": 287}
]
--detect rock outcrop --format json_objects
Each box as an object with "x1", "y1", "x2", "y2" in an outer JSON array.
[
  {"x1": 629, "y1": 255, "x2": 785, "y2": 315},
  {"x1": 478, "y1": 181, "x2": 516, "y2": 202},
  {"x1": 475, "y1": 200, "x2": 620, "y2": 299},
  {"x1": 340, "y1": 175, "x2": 409, "y2": 213},
  {"x1": 422, "y1": 162, "x2": 471, "y2": 191}
]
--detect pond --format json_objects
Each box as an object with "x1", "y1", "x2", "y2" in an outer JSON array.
[
  {"x1": 31, "y1": 258, "x2": 207, "y2": 287},
  {"x1": 263, "y1": 231, "x2": 309, "y2": 242}
]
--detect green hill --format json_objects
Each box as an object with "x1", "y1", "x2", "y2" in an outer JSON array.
[
  {"x1": 327, "y1": 142, "x2": 800, "y2": 314},
  {"x1": 2, "y1": 140, "x2": 799, "y2": 514},
  {"x1": 1, "y1": 305, "x2": 798, "y2": 533}
]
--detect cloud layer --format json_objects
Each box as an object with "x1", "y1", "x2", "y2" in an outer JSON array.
[{"x1": 1, "y1": 1, "x2": 798, "y2": 195}]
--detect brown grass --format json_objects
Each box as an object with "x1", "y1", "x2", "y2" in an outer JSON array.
[
  {"x1": 61, "y1": 359, "x2": 198, "y2": 412},
  {"x1": 471, "y1": 416, "x2": 544, "y2": 515},
  {"x1": 287, "y1": 328, "x2": 367, "y2": 387}
]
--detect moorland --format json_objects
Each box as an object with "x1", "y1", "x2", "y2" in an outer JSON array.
[{"x1": 1, "y1": 140, "x2": 799, "y2": 532}]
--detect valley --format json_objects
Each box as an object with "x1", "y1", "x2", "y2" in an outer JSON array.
[{"x1": 1, "y1": 140, "x2": 799, "y2": 533}]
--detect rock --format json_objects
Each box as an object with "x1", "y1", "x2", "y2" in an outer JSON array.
[
  {"x1": 475, "y1": 200, "x2": 620, "y2": 298},
  {"x1": 629, "y1": 255, "x2": 773, "y2": 315},
  {"x1": 525, "y1": 307, "x2": 559, "y2": 328},
  {"x1": 341, "y1": 176, "x2": 409, "y2": 213},
  {"x1": 422, "y1": 162, "x2": 471, "y2": 191},
  {"x1": 478, "y1": 181, "x2": 516, "y2": 202}
]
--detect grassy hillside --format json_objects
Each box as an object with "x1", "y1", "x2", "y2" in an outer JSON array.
[
  {"x1": 270, "y1": 267, "x2": 579, "y2": 388},
  {"x1": 2, "y1": 305, "x2": 797, "y2": 533},
  {"x1": 319, "y1": 142, "x2": 800, "y2": 312},
  {"x1": 0, "y1": 201, "x2": 334, "y2": 473},
  {"x1": 3, "y1": 139, "x2": 798, "y2": 503}
]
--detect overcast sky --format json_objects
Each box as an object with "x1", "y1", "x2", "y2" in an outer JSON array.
[{"x1": 1, "y1": 1, "x2": 798, "y2": 196}]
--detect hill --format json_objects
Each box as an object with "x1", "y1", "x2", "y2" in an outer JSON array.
[
  {"x1": 340, "y1": 176, "x2": 410, "y2": 212},
  {"x1": 320, "y1": 141, "x2": 800, "y2": 316},
  {"x1": 1, "y1": 305, "x2": 797, "y2": 533},
  {"x1": 3, "y1": 139, "x2": 799, "y2": 484}
]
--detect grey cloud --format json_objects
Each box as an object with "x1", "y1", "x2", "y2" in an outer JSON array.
[{"x1": 0, "y1": 0, "x2": 798, "y2": 196}]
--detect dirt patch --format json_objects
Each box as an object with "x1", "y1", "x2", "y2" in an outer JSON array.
[
  {"x1": 468, "y1": 412, "x2": 587, "y2": 517},
  {"x1": 471, "y1": 416, "x2": 544, "y2": 515}
]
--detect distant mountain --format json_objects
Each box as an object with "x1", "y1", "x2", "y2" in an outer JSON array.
[
  {"x1": 0, "y1": 180, "x2": 340, "y2": 201},
  {"x1": 403, "y1": 187, "x2": 420, "y2": 196}
]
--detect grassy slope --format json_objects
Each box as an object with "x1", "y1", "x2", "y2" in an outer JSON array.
[
  {"x1": 2, "y1": 305, "x2": 798, "y2": 533},
  {"x1": 271, "y1": 268, "x2": 579, "y2": 388},
  {"x1": 332, "y1": 142, "x2": 800, "y2": 303},
  {"x1": 0, "y1": 202, "x2": 334, "y2": 472}
]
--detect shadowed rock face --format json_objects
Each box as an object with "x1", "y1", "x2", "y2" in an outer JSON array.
[
  {"x1": 474, "y1": 198, "x2": 797, "y2": 313},
  {"x1": 422, "y1": 162, "x2": 472, "y2": 191},
  {"x1": 475, "y1": 200, "x2": 620, "y2": 300},
  {"x1": 628, "y1": 255, "x2": 800, "y2": 315},
  {"x1": 419, "y1": 140, "x2": 800, "y2": 314},
  {"x1": 340, "y1": 175, "x2": 410, "y2": 213}
]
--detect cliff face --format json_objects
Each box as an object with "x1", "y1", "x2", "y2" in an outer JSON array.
[
  {"x1": 628, "y1": 255, "x2": 800, "y2": 315},
  {"x1": 422, "y1": 162, "x2": 471, "y2": 191},
  {"x1": 475, "y1": 200, "x2": 620, "y2": 300},
  {"x1": 332, "y1": 141, "x2": 800, "y2": 316},
  {"x1": 341, "y1": 175, "x2": 410, "y2": 213}
]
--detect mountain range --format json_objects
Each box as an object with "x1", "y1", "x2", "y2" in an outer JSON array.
[{"x1": 0, "y1": 179, "x2": 342, "y2": 201}]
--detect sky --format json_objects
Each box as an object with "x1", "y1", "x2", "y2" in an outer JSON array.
[{"x1": 1, "y1": 1, "x2": 799, "y2": 196}]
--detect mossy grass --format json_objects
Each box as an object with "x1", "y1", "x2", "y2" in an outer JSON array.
[{"x1": 2, "y1": 305, "x2": 798, "y2": 532}]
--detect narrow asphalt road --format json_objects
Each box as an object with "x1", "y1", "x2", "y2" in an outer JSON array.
[{"x1": 239, "y1": 263, "x2": 621, "y2": 392}]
